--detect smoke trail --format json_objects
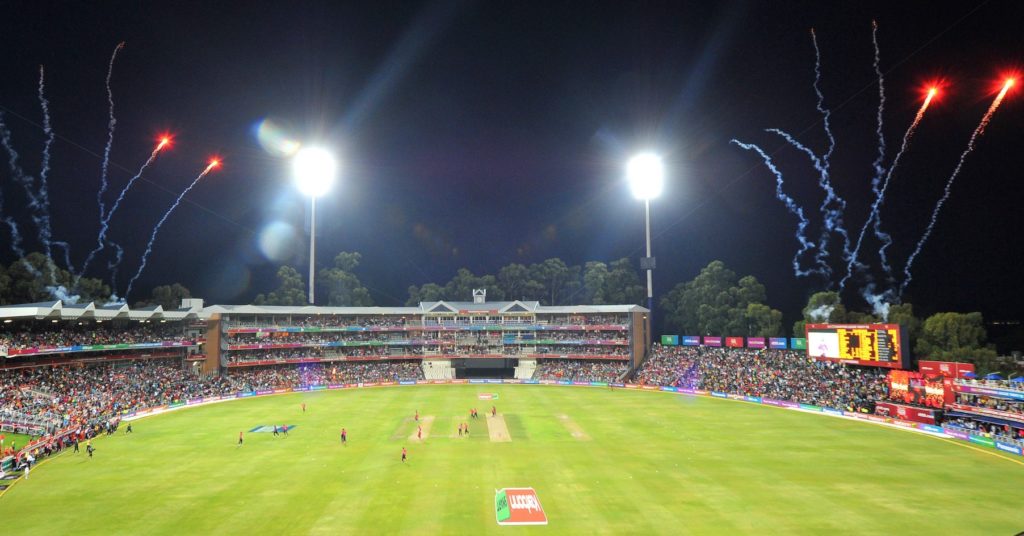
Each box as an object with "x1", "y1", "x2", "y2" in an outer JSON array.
[
  {"x1": 53, "y1": 240, "x2": 75, "y2": 274},
  {"x1": 98, "y1": 42, "x2": 126, "y2": 222},
  {"x1": 869, "y1": 21, "x2": 887, "y2": 200},
  {"x1": 861, "y1": 284, "x2": 894, "y2": 321},
  {"x1": 808, "y1": 30, "x2": 851, "y2": 280},
  {"x1": 807, "y1": 304, "x2": 834, "y2": 321},
  {"x1": 36, "y1": 66, "x2": 59, "y2": 285},
  {"x1": 107, "y1": 241, "x2": 124, "y2": 292},
  {"x1": 901, "y1": 82, "x2": 1013, "y2": 295},
  {"x1": 810, "y1": 30, "x2": 836, "y2": 167},
  {"x1": 868, "y1": 20, "x2": 895, "y2": 279},
  {"x1": 79, "y1": 141, "x2": 166, "y2": 279},
  {"x1": 840, "y1": 90, "x2": 936, "y2": 292},
  {"x1": 0, "y1": 113, "x2": 26, "y2": 258},
  {"x1": 731, "y1": 140, "x2": 820, "y2": 277},
  {"x1": 125, "y1": 162, "x2": 219, "y2": 298}
]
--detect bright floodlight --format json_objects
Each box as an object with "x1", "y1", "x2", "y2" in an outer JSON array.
[
  {"x1": 293, "y1": 147, "x2": 338, "y2": 198},
  {"x1": 627, "y1": 153, "x2": 664, "y2": 200}
]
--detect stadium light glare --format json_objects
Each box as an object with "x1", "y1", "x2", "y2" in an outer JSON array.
[
  {"x1": 626, "y1": 153, "x2": 664, "y2": 201},
  {"x1": 292, "y1": 147, "x2": 338, "y2": 198}
]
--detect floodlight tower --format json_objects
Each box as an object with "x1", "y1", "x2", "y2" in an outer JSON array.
[
  {"x1": 626, "y1": 153, "x2": 664, "y2": 321},
  {"x1": 293, "y1": 147, "x2": 338, "y2": 304}
]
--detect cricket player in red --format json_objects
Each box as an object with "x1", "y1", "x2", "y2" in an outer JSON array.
[
  {"x1": 417, "y1": 425, "x2": 422, "y2": 440},
  {"x1": 492, "y1": 406, "x2": 496, "y2": 417},
  {"x1": 302, "y1": 403, "x2": 306, "y2": 413},
  {"x1": 415, "y1": 410, "x2": 419, "y2": 422},
  {"x1": 340, "y1": 428, "x2": 347, "y2": 444},
  {"x1": 401, "y1": 447, "x2": 407, "y2": 462},
  {"x1": 238, "y1": 431, "x2": 243, "y2": 446}
]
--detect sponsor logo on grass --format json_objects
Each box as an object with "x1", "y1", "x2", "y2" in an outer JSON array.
[
  {"x1": 248, "y1": 425, "x2": 296, "y2": 433},
  {"x1": 478, "y1": 393, "x2": 499, "y2": 400},
  {"x1": 495, "y1": 487, "x2": 547, "y2": 525}
]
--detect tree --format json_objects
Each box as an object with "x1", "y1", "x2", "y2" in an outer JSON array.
[
  {"x1": 916, "y1": 312, "x2": 999, "y2": 372},
  {"x1": 254, "y1": 266, "x2": 307, "y2": 306},
  {"x1": 444, "y1": 268, "x2": 481, "y2": 302},
  {"x1": 886, "y1": 302, "x2": 921, "y2": 350},
  {"x1": 745, "y1": 303, "x2": 783, "y2": 337},
  {"x1": 917, "y1": 312, "x2": 987, "y2": 355},
  {"x1": 146, "y1": 284, "x2": 191, "y2": 310},
  {"x1": 660, "y1": 260, "x2": 783, "y2": 336},
  {"x1": 582, "y1": 261, "x2": 609, "y2": 304},
  {"x1": 602, "y1": 258, "x2": 644, "y2": 305},
  {"x1": 529, "y1": 258, "x2": 571, "y2": 305},
  {"x1": 3, "y1": 253, "x2": 110, "y2": 304},
  {"x1": 406, "y1": 282, "x2": 445, "y2": 305},
  {"x1": 497, "y1": 263, "x2": 530, "y2": 301},
  {"x1": 318, "y1": 252, "x2": 374, "y2": 306},
  {"x1": 793, "y1": 291, "x2": 851, "y2": 336}
]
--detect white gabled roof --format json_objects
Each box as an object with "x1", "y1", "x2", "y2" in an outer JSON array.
[
  {"x1": 203, "y1": 304, "x2": 422, "y2": 316},
  {"x1": 0, "y1": 299, "x2": 206, "y2": 322},
  {"x1": 537, "y1": 304, "x2": 649, "y2": 314}
]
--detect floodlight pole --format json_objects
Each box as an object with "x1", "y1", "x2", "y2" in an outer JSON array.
[
  {"x1": 644, "y1": 198, "x2": 653, "y2": 316},
  {"x1": 308, "y1": 196, "x2": 316, "y2": 304}
]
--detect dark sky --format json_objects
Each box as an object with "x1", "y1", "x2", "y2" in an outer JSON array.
[{"x1": 1, "y1": 1, "x2": 1022, "y2": 333}]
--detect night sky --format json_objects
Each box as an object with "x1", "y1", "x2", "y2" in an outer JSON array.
[{"x1": 1, "y1": 1, "x2": 1022, "y2": 334}]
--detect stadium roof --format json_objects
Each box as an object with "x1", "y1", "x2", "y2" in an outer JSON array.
[
  {"x1": 0, "y1": 299, "x2": 647, "y2": 322},
  {"x1": 0, "y1": 300, "x2": 205, "y2": 322}
]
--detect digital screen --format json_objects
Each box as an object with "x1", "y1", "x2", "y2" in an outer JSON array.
[{"x1": 805, "y1": 323, "x2": 907, "y2": 368}]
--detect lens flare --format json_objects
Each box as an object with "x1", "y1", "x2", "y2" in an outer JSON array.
[{"x1": 255, "y1": 118, "x2": 301, "y2": 157}]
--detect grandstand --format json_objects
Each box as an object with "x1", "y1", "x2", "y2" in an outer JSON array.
[
  {"x1": 3, "y1": 297, "x2": 1024, "y2": 534},
  {"x1": 207, "y1": 290, "x2": 647, "y2": 381}
]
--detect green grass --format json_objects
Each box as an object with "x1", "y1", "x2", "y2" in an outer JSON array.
[
  {"x1": 1, "y1": 385, "x2": 1023, "y2": 535},
  {"x1": 1, "y1": 432, "x2": 34, "y2": 452}
]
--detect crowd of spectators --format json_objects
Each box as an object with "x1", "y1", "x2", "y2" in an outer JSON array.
[
  {"x1": 544, "y1": 315, "x2": 627, "y2": 326},
  {"x1": 226, "y1": 347, "x2": 418, "y2": 363},
  {"x1": 956, "y1": 377, "x2": 1024, "y2": 392},
  {"x1": 944, "y1": 417, "x2": 1024, "y2": 447},
  {"x1": 0, "y1": 360, "x2": 234, "y2": 434},
  {"x1": 226, "y1": 332, "x2": 394, "y2": 345},
  {"x1": 533, "y1": 346, "x2": 629, "y2": 356},
  {"x1": 634, "y1": 345, "x2": 888, "y2": 412},
  {"x1": 224, "y1": 316, "x2": 409, "y2": 329},
  {"x1": 226, "y1": 361, "x2": 423, "y2": 390},
  {"x1": 1, "y1": 323, "x2": 193, "y2": 352},
  {"x1": 954, "y1": 394, "x2": 1024, "y2": 418},
  {"x1": 533, "y1": 359, "x2": 627, "y2": 383}
]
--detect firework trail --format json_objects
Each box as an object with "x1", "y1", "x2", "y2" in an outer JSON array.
[
  {"x1": 869, "y1": 21, "x2": 887, "y2": 199},
  {"x1": 0, "y1": 113, "x2": 37, "y2": 272},
  {"x1": 36, "y1": 66, "x2": 60, "y2": 285},
  {"x1": 125, "y1": 159, "x2": 221, "y2": 298},
  {"x1": 98, "y1": 42, "x2": 126, "y2": 222},
  {"x1": 808, "y1": 30, "x2": 852, "y2": 280},
  {"x1": 730, "y1": 140, "x2": 818, "y2": 277},
  {"x1": 840, "y1": 88, "x2": 937, "y2": 292},
  {"x1": 901, "y1": 79, "x2": 1014, "y2": 295},
  {"x1": 107, "y1": 241, "x2": 124, "y2": 291},
  {"x1": 0, "y1": 114, "x2": 24, "y2": 256},
  {"x1": 867, "y1": 20, "x2": 895, "y2": 280},
  {"x1": 79, "y1": 137, "x2": 170, "y2": 279}
]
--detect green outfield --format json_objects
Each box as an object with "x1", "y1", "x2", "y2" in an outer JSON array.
[{"x1": 1, "y1": 385, "x2": 1022, "y2": 535}]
